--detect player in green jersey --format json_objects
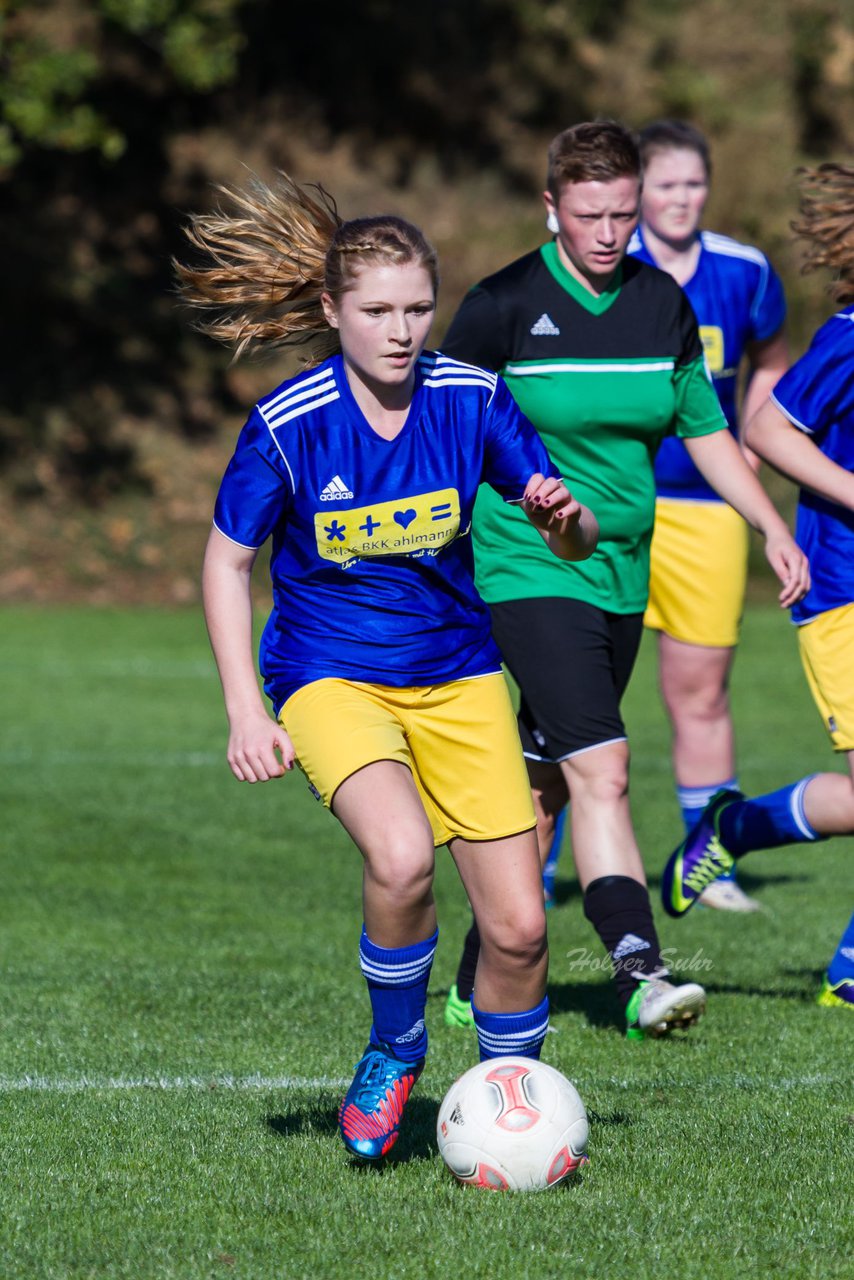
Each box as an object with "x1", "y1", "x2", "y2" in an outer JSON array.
[{"x1": 441, "y1": 121, "x2": 809, "y2": 1038}]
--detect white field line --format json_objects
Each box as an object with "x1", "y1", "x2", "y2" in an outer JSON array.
[
  {"x1": 0, "y1": 1074, "x2": 348, "y2": 1093},
  {"x1": 0, "y1": 1072, "x2": 845, "y2": 1095}
]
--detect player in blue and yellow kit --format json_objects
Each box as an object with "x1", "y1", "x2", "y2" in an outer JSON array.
[
  {"x1": 662, "y1": 162, "x2": 854, "y2": 1009},
  {"x1": 176, "y1": 174, "x2": 599, "y2": 1162},
  {"x1": 629, "y1": 120, "x2": 789, "y2": 912}
]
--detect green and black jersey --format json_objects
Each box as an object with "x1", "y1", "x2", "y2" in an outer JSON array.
[{"x1": 441, "y1": 242, "x2": 726, "y2": 613}]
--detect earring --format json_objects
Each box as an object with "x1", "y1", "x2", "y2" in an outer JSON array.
[{"x1": 546, "y1": 211, "x2": 560, "y2": 234}]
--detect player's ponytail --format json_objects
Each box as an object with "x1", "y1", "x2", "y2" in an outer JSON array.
[
  {"x1": 792, "y1": 163, "x2": 854, "y2": 305},
  {"x1": 175, "y1": 174, "x2": 438, "y2": 364}
]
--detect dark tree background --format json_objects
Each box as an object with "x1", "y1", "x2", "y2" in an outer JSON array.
[{"x1": 1, "y1": 0, "x2": 851, "y2": 600}]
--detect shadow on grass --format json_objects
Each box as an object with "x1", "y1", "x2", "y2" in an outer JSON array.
[
  {"x1": 264, "y1": 1095, "x2": 440, "y2": 1164},
  {"x1": 587, "y1": 1108, "x2": 633, "y2": 1126},
  {"x1": 546, "y1": 978, "x2": 622, "y2": 1031},
  {"x1": 546, "y1": 865, "x2": 810, "y2": 911},
  {"x1": 698, "y1": 966, "x2": 826, "y2": 1002}
]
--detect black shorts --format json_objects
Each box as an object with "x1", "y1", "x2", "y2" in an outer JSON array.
[{"x1": 489, "y1": 598, "x2": 645, "y2": 762}]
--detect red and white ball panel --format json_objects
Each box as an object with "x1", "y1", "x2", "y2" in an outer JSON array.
[{"x1": 436, "y1": 1056, "x2": 589, "y2": 1192}]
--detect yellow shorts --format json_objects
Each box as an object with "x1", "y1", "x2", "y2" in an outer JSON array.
[
  {"x1": 280, "y1": 674, "x2": 536, "y2": 846},
  {"x1": 797, "y1": 604, "x2": 854, "y2": 752},
  {"x1": 645, "y1": 497, "x2": 749, "y2": 648}
]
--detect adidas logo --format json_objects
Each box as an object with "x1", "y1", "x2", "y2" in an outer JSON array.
[
  {"x1": 449, "y1": 1103, "x2": 464, "y2": 1126},
  {"x1": 396, "y1": 1019, "x2": 426, "y2": 1045},
  {"x1": 530, "y1": 313, "x2": 560, "y2": 336},
  {"x1": 841, "y1": 947, "x2": 854, "y2": 963},
  {"x1": 612, "y1": 933, "x2": 652, "y2": 961},
  {"x1": 319, "y1": 475, "x2": 354, "y2": 501}
]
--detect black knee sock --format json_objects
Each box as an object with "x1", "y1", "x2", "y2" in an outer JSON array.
[
  {"x1": 583, "y1": 875, "x2": 665, "y2": 1010},
  {"x1": 454, "y1": 917, "x2": 481, "y2": 1002}
]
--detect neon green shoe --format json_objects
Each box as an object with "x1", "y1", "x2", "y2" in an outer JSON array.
[
  {"x1": 661, "y1": 789, "x2": 741, "y2": 918},
  {"x1": 817, "y1": 975, "x2": 854, "y2": 1009},
  {"x1": 625, "y1": 977, "x2": 707, "y2": 1041},
  {"x1": 444, "y1": 983, "x2": 475, "y2": 1028}
]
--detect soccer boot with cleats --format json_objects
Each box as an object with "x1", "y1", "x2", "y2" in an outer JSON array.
[
  {"x1": 443, "y1": 983, "x2": 475, "y2": 1028},
  {"x1": 625, "y1": 976, "x2": 707, "y2": 1040},
  {"x1": 338, "y1": 1041, "x2": 424, "y2": 1160},
  {"x1": 661, "y1": 788, "x2": 743, "y2": 918},
  {"x1": 817, "y1": 974, "x2": 854, "y2": 1009}
]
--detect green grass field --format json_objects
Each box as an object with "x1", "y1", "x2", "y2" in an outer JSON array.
[{"x1": 1, "y1": 604, "x2": 851, "y2": 1279}]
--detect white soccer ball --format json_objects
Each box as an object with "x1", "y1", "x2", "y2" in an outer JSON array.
[{"x1": 436, "y1": 1056, "x2": 589, "y2": 1191}]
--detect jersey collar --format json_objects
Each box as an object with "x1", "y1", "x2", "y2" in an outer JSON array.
[{"x1": 540, "y1": 240, "x2": 623, "y2": 316}]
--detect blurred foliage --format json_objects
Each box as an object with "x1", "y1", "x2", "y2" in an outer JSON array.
[
  {"x1": 0, "y1": 0, "x2": 245, "y2": 168},
  {"x1": 0, "y1": 0, "x2": 852, "y2": 517}
]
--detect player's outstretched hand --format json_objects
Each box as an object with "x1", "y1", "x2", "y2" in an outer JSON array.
[
  {"x1": 764, "y1": 529, "x2": 811, "y2": 608},
  {"x1": 521, "y1": 474, "x2": 599, "y2": 561},
  {"x1": 226, "y1": 711, "x2": 295, "y2": 783}
]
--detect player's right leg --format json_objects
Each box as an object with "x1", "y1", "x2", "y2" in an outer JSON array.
[
  {"x1": 281, "y1": 680, "x2": 437, "y2": 1160},
  {"x1": 331, "y1": 760, "x2": 437, "y2": 1159}
]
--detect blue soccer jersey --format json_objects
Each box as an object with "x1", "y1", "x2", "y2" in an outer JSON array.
[
  {"x1": 629, "y1": 227, "x2": 786, "y2": 501},
  {"x1": 213, "y1": 351, "x2": 556, "y2": 712},
  {"x1": 770, "y1": 306, "x2": 854, "y2": 624}
]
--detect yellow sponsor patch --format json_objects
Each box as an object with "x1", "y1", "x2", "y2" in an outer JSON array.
[
  {"x1": 314, "y1": 488, "x2": 462, "y2": 566},
  {"x1": 699, "y1": 325, "x2": 725, "y2": 375}
]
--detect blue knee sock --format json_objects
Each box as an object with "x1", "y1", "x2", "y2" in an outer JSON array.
[
  {"x1": 359, "y1": 926, "x2": 437, "y2": 1062},
  {"x1": 718, "y1": 776, "x2": 823, "y2": 857},
  {"x1": 471, "y1": 996, "x2": 549, "y2": 1061},
  {"x1": 678, "y1": 779, "x2": 740, "y2": 880},
  {"x1": 828, "y1": 911, "x2": 854, "y2": 985}
]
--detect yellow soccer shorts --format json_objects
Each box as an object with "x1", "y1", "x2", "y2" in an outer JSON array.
[
  {"x1": 645, "y1": 497, "x2": 749, "y2": 648},
  {"x1": 280, "y1": 673, "x2": 537, "y2": 846},
  {"x1": 797, "y1": 604, "x2": 854, "y2": 752}
]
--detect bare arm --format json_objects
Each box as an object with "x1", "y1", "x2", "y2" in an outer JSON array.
[
  {"x1": 740, "y1": 327, "x2": 789, "y2": 470},
  {"x1": 744, "y1": 399, "x2": 854, "y2": 511},
  {"x1": 684, "y1": 429, "x2": 810, "y2": 608},
  {"x1": 202, "y1": 526, "x2": 295, "y2": 782},
  {"x1": 519, "y1": 474, "x2": 599, "y2": 561}
]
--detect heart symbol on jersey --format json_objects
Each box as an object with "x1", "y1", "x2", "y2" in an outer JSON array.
[{"x1": 393, "y1": 509, "x2": 417, "y2": 529}]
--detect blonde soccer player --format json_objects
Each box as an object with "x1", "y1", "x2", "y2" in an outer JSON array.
[{"x1": 176, "y1": 176, "x2": 598, "y2": 1161}]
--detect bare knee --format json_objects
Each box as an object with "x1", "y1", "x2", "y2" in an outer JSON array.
[
  {"x1": 481, "y1": 902, "x2": 548, "y2": 972},
  {"x1": 364, "y1": 839, "x2": 435, "y2": 911},
  {"x1": 565, "y1": 750, "x2": 630, "y2": 808}
]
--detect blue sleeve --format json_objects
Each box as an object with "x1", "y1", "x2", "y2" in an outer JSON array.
[
  {"x1": 771, "y1": 316, "x2": 854, "y2": 437},
  {"x1": 213, "y1": 407, "x2": 294, "y2": 548},
  {"x1": 749, "y1": 257, "x2": 787, "y2": 344},
  {"x1": 481, "y1": 377, "x2": 557, "y2": 501}
]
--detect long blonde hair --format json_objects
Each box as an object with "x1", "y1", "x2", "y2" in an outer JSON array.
[
  {"x1": 175, "y1": 173, "x2": 439, "y2": 364},
  {"x1": 792, "y1": 162, "x2": 854, "y2": 305}
]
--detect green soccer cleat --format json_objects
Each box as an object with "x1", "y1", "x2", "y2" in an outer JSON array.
[
  {"x1": 816, "y1": 974, "x2": 854, "y2": 1009},
  {"x1": 661, "y1": 789, "x2": 742, "y2": 918},
  {"x1": 443, "y1": 983, "x2": 475, "y2": 1028},
  {"x1": 625, "y1": 976, "x2": 707, "y2": 1041}
]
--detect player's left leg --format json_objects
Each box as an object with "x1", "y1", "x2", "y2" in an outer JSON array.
[
  {"x1": 820, "y1": 906, "x2": 854, "y2": 1009},
  {"x1": 449, "y1": 828, "x2": 550, "y2": 1060},
  {"x1": 663, "y1": 605, "x2": 854, "y2": 921},
  {"x1": 661, "y1": 765, "x2": 854, "y2": 916},
  {"x1": 409, "y1": 673, "x2": 550, "y2": 1059}
]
